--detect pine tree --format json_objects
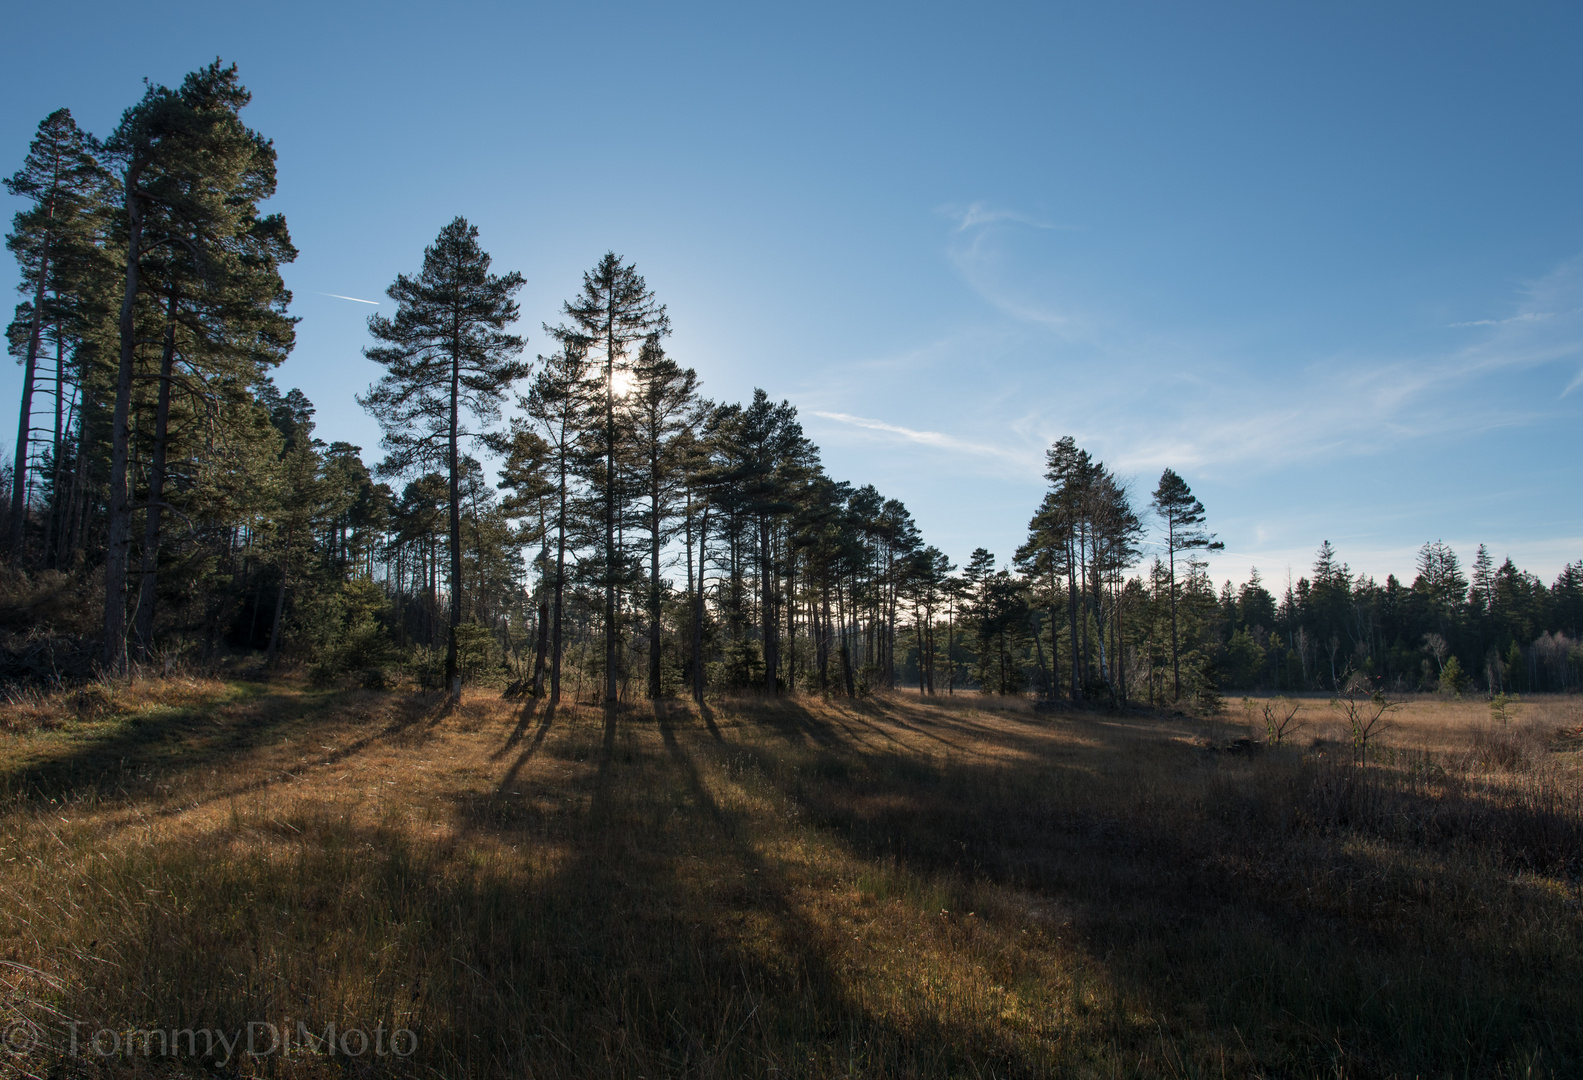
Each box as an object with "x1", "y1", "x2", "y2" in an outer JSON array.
[
  {"x1": 5, "y1": 108, "x2": 113, "y2": 557},
  {"x1": 726, "y1": 390, "x2": 805, "y2": 694},
  {"x1": 625, "y1": 334, "x2": 700, "y2": 699},
  {"x1": 520, "y1": 341, "x2": 592, "y2": 706},
  {"x1": 1151, "y1": 467, "x2": 1223, "y2": 702},
  {"x1": 491, "y1": 419, "x2": 554, "y2": 694},
  {"x1": 359, "y1": 217, "x2": 527, "y2": 698},
  {"x1": 547, "y1": 253, "x2": 667, "y2": 706},
  {"x1": 128, "y1": 108, "x2": 295, "y2": 657},
  {"x1": 101, "y1": 61, "x2": 289, "y2": 673}
]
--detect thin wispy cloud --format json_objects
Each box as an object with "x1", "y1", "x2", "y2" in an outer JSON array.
[
  {"x1": 316, "y1": 291, "x2": 380, "y2": 305},
  {"x1": 811, "y1": 411, "x2": 1029, "y2": 463},
  {"x1": 937, "y1": 201, "x2": 1069, "y2": 233},
  {"x1": 942, "y1": 208, "x2": 1090, "y2": 333},
  {"x1": 1449, "y1": 311, "x2": 1553, "y2": 328},
  {"x1": 999, "y1": 249, "x2": 1583, "y2": 475}
]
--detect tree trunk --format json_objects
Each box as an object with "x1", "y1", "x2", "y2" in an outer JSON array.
[
  {"x1": 43, "y1": 338, "x2": 67, "y2": 566},
  {"x1": 551, "y1": 449, "x2": 568, "y2": 706},
  {"x1": 1168, "y1": 519, "x2": 1180, "y2": 702},
  {"x1": 761, "y1": 514, "x2": 778, "y2": 694},
  {"x1": 692, "y1": 504, "x2": 710, "y2": 705},
  {"x1": 603, "y1": 317, "x2": 618, "y2": 707},
  {"x1": 1067, "y1": 536, "x2": 1081, "y2": 701},
  {"x1": 266, "y1": 526, "x2": 292, "y2": 668},
  {"x1": 946, "y1": 595, "x2": 955, "y2": 695},
  {"x1": 133, "y1": 292, "x2": 179, "y2": 657},
  {"x1": 103, "y1": 179, "x2": 145, "y2": 675},
  {"x1": 10, "y1": 231, "x2": 51, "y2": 557},
  {"x1": 648, "y1": 447, "x2": 663, "y2": 699},
  {"x1": 838, "y1": 575, "x2": 855, "y2": 697},
  {"x1": 1032, "y1": 611, "x2": 1051, "y2": 698},
  {"x1": 445, "y1": 352, "x2": 462, "y2": 699},
  {"x1": 532, "y1": 540, "x2": 550, "y2": 697}
]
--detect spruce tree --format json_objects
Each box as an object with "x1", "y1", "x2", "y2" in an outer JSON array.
[{"x1": 359, "y1": 217, "x2": 527, "y2": 698}]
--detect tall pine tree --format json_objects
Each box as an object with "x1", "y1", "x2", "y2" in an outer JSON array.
[
  {"x1": 1151, "y1": 467, "x2": 1222, "y2": 701},
  {"x1": 359, "y1": 217, "x2": 527, "y2": 698},
  {"x1": 547, "y1": 253, "x2": 667, "y2": 706}
]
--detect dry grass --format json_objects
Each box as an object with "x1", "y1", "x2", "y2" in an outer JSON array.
[{"x1": 0, "y1": 681, "x2": 1580, "y2": 1078}]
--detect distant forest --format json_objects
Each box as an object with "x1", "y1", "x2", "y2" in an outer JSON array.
[{"x1": 5, "y1": 63, "x2": 1581, "y2": 703}]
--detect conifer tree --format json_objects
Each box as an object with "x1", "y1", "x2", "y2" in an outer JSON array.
[
  {"x1": 102, "y1": 61, "x2": 287, "y2": 672},
  {"x1": 5, "y1": 108, "x2": 113, "y2": 557},
  {"x1": 1151, "y1": 467, "x2": 1222, "y2": 701},
  {"x1": 360, "y1": 217, "x2": 527, "y2": 698},
  {"x1": 520, "y1": 341, "x2": 592, "y2": 706},
  {"x1": 547, "y1": 253, "x2": 667, "y2": 706},
  {"x1": 726, "y1": 389, "x2": 804, "y2": 694},
  {"x1": 625, "y1": 334, "x2": 700, "y2": 698}
]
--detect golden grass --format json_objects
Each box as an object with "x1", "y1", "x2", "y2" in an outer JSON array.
[{"x1": 0, "y1": 681, "x2": 1580, "y2": 1078}]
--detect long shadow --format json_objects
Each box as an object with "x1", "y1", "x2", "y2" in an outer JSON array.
[
  {"x1": 0, "y1": 684, "x2": 449, "y2": 813},
  {"x1": 727, "y1": 693, "x2": 842, "y2": 749},
  {"x1": 731, "y1": 696, "x2": 1583, "y2": 1075},
  {"x1": 491, "y1": 697, "x2": 546, "y2": 760},
  {"x1": 1, "y1": 684, "x2": 325, "y2": 805},
  {"x1": 495, "y1": 704, "x2": 554, "y2": 796},
  {"x1": 34, "y1": 696, "x2": 1069, "y2": 1079},
  {"x1": 696, "y1": 697, "x2": 723, "y2": 742},
  {"x1": 150, "y1": 690, "x2": 444, "y2": 819}
]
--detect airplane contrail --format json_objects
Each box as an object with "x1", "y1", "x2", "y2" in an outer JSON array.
[{"x1": 316, "y1": 291, "x2": 380, "y2": 305}]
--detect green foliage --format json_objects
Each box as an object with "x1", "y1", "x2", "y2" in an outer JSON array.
[
  {"x1": 1489, "y1": 691, "x2": 1520, "y2": 725},
  {"x1": 1439, "y1": 654, "x2": 1468, "y2": 697},
  {"x1": 1224, "y1": 626, "x2": 1265, "y2": 688},
  {"x1": 1187, "y1": 652, "x2": 1224, "y2": 714},
  {"x1": 451, "y1": 622, "x2": 501, "y2": 684}
]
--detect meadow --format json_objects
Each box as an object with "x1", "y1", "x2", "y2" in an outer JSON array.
[{"x1": 0, "y1": 679, "x2": 1579, "y2": 1078}]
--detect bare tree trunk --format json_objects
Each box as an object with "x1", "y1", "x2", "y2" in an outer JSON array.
[
  {"x1": 133, "y1": 293, "x2": 179, "y2": 657},
  {"x1": 760, "y1": 515, "x2": 778, "y2": 694},
  {"x1": 1168, "y1": 524, "x2": 1180, "y2": 702},
  {"x1": 692, "y1": 505, "x2": 710, "y2": 704},
  {"x1": 532, "y1": 540, "x2": 550, "y2": 696},
  {"x1": 266, "y1": 525, "x2": 292, "y2": 668},
  {"x1": 648, "y1": 449, "x2": 663, "y2": 699},
  {"x1": 42, "y1": 337, "x2": 66, "y2": 566},
  {"x1": 838, "y1": 575, "x2": 855, "y2": 697},
  {"x1": 1032, "y1": 611, "x2": 1051, "y2": 698},
  {"x1": 551, "y1": 453, "x2": 568, "y2": 706},
  {"x1": 445, "y1": 353, "x2": 462, "y2": 699},
  {"x1": 10, "y1": 234, "x2": 50, "y2": 557},
  {"x1": 104, "y1": 181, "x2": 145, "y2": 675},
  {"x1": 1070, "y1": 533, "x2": 1085, "y2": 700}
]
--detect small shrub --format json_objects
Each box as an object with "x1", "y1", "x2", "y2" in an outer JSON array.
[
  {"x1": 1332, "y1": 686, "x2": 1400, "y2": 763},
  {"x1": 1489, "y1": 691, "x2": 1520, "y2": 725},
  {"x1": 1261, "y1": 696, "x2": 1301, "y2": 745}
]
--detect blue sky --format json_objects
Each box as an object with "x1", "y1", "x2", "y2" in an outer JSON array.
[{"x1": 3, "y1": 1, "x2": 1581, "y2": 589}]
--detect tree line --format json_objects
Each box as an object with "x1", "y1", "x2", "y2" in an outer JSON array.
[{"x1": 5, "y1": 61, "x2": 1580, "y2": 704}]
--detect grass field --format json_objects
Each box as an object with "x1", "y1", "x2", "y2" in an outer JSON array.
[{"x1": 1, "y1": 679, "x2": 1580, "y2": 1078}]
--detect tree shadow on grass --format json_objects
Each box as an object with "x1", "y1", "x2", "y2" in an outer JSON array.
[
  {"x1": 729, "y1": 696, "x2": 1583, "y2": 1077},
  {"x1": 424, "y1": 699, "x2": 1081, "y2": 1077},
  {"x1": 0, "y1": 685, "x2": 445, "y2": 811}
]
